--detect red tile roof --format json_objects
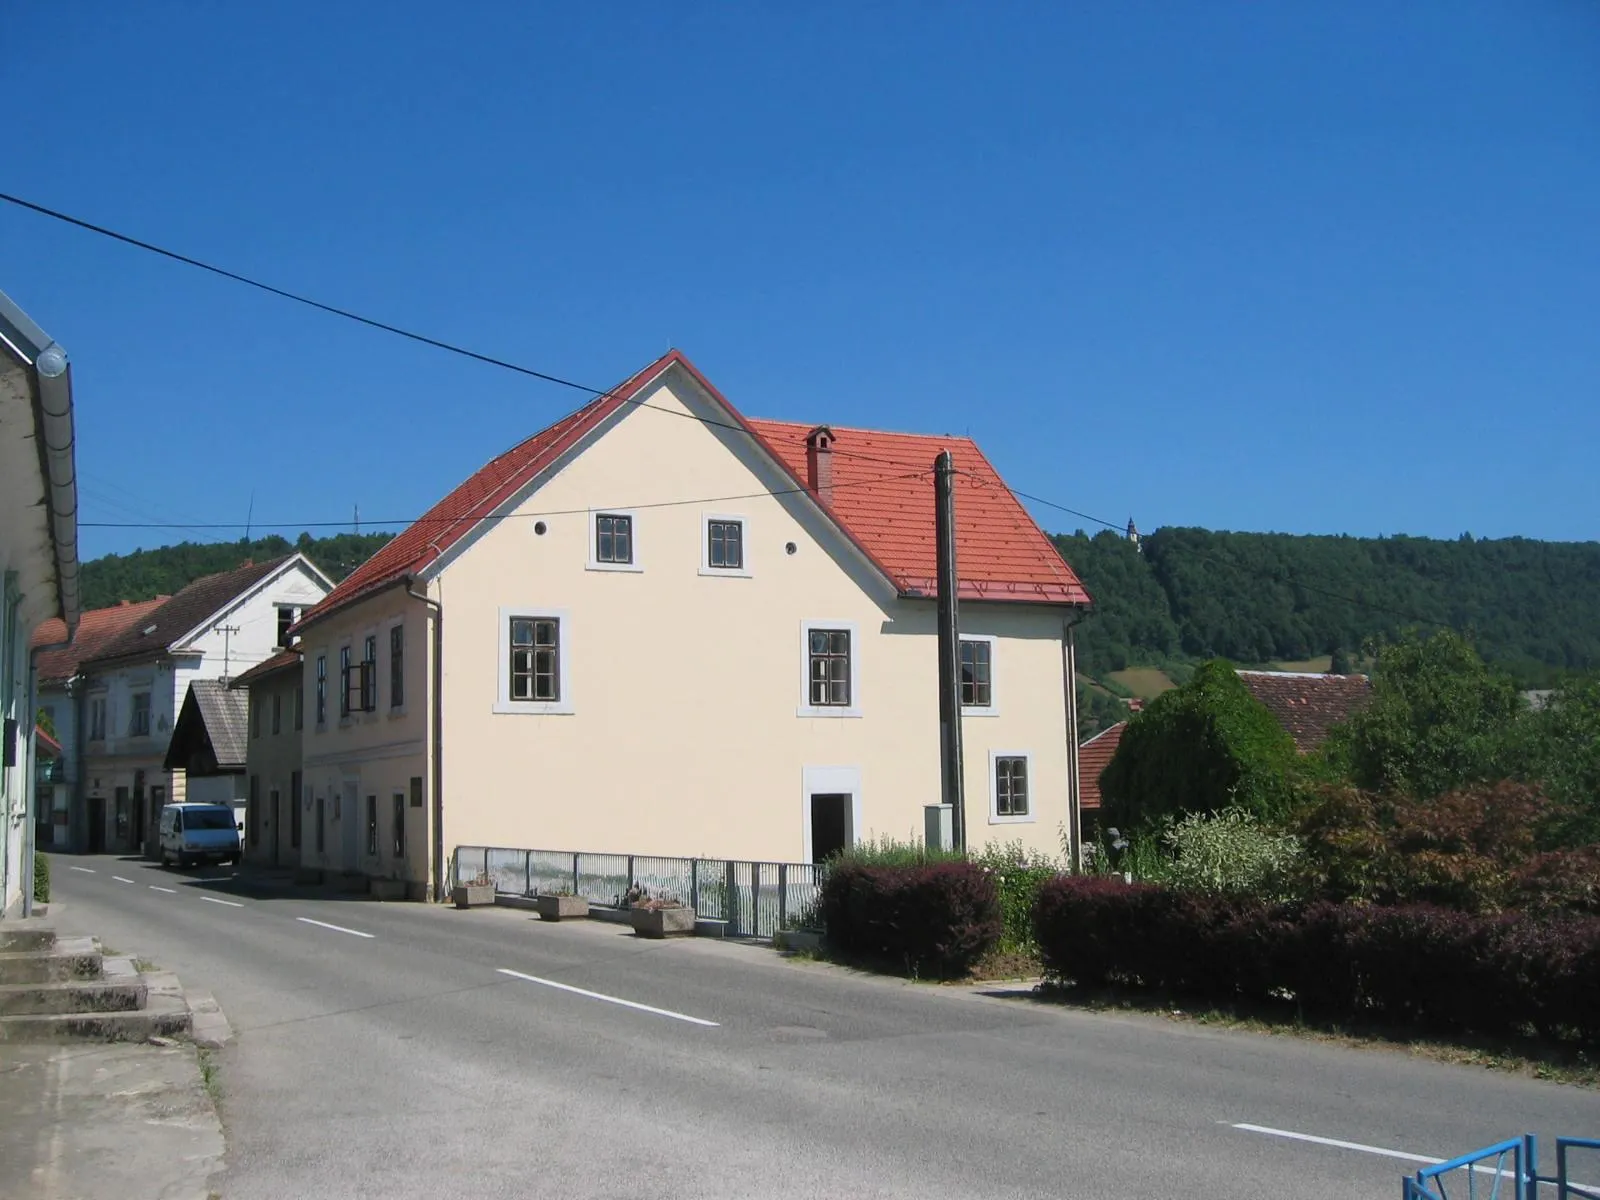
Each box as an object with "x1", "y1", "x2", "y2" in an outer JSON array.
[
  {"x1": 1236, "y1": 670, "x2": 1373, "y2": 753},
  {"x1": 1078, "y1": 721, "x2": 1126, "y2": 811},
  {"x1": 745, "y1": 419, "x2": 1089, "y2": 604},
  {"x1": 300, "y1": 350, "x2": 1089, "y2": 630},
  {"x1": 83, "y1": 558, "x2": 293, "y2": 669},
  {"x1": 31, "y1": 597, "x2": 168, "y2": 684}
]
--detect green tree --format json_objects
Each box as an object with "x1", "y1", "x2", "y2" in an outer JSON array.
[
  {"x1": 1099, "y1": 659, "x2": 1299, "y2": 829},
  {"x1": 1323, "y1": 631, "x2": 1520, "y2": 799},
  {"x1": 1514, "y1": 675, "x2": 1600, "y2": 844},
  {"x1": 35, "y1": 708, "x2": 56, "y2": 740}
]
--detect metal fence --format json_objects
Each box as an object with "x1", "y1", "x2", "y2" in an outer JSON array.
[
  {"x1": 454, "y1": 845, "x2": 824, "y2": 940},
  {"x1": 1402, "y1": 1134, "x2": 1600, "y2": 1200}
]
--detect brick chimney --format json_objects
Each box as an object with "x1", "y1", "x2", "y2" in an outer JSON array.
[{"x1": 805, "y1": 425, "x2": 835, "y2": 506}]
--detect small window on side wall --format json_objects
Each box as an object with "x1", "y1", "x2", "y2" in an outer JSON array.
[
  {"x1": 495, "y1": 606, "x2": 573, "y2": 714},
  {"x1": 991, "y1": 753, "x2": 1032, "y2": 823},
  {"x1": 594, "y1": 513, "x2": 632, "y2": 565},
  {"x1": 707, "y1": 518, "x2": 743, "y2": 570}
]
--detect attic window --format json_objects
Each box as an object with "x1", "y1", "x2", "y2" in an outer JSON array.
[{"x1": 276, "y1": 606, "x2": 299, "y2": 649}]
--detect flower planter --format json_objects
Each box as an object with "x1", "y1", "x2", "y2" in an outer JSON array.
[
  {"x1": 534, "y1": 894, "x2": 589, "y2": 922},
  {"x1": 452, "y1": 882, "x2": 495, "y2": 909},
  {"x1": 631, "y1": 906, "x2": 696, "y2": 938}
]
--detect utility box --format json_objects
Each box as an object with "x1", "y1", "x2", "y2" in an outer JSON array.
[{"x1": 924, "y1": 804, "x2": 953, "y2": 852}]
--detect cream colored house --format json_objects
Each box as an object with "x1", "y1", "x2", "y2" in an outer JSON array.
[{"x1": 292, "y1": 351, "x2": 1091, "y2": 900}]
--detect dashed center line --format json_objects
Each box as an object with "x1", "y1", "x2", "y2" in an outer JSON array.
[
  {"x1": 497, "y1": 967, "x2": 719, "y2": 1027},
  {"x1": 69, "y1": 866, "x2": 96, "y2": 874},
  {"x1": 201, "y1": 896, "x2": 245, "y2": 908},
  {"x1": 296, "y1": 917, "x2": 374, "y2": 939},
  {"x1": 112, "y1": 876, "x2": 135, "y2": 884},
  {"x1": 150, "y1": 886, "x2": 177, "y2": 894}
]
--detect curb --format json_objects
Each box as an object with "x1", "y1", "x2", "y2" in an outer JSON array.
[{"x1": 184, "y1": 988, "x2": 234, "y2": 1049}]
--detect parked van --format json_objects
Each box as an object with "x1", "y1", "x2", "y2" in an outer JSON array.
[{"x1": 158, "y1": 802, "x2": 242, "y2": 869}]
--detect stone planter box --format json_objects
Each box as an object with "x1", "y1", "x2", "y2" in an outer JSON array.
[
  {"x1": 369, "y1": 879, "x2": 407, "y2": 901},
  {"x1": 631, "y1": 906, "x2": 696, "y2": 939},
  {"x1": 452, "y1": 883, "x2": 495, "y2": 909},
  {"x1": 534, "y1": 894, "x2": 589, "y2": 922}
]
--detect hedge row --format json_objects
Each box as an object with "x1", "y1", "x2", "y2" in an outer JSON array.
[
  {"x1": 819, "y1": 861, "x2": 1001, "y2": 978},
  {"x1": 1033, "y1": 876, "x2": 1600, "y2": 1046}
]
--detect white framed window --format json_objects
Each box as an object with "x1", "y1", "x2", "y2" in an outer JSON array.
[
  {"x1": 587, "y1": 510, "x2": 642, "y2": 572},
  {"x1": 959, "y1": 635, "x2": 998, "y2": 716},
  {"x1": 798, "y1": 620, "x2": 861, "y2": 718},
  {"x1": 988, "y1": 750, "x2": 1034, "y2": 824},
  {"x1": 494, "y1": 605, "x2": 574, "y2": 715},
  {"x1": 89, "y1": 696, "x2": 107, "y2": 741},
  {"x1": 700, "y1": 513, "x2": 751, "y2": 577},
  {"x1": 130, "y1": 692, "x2": 152, "y2": 737}
]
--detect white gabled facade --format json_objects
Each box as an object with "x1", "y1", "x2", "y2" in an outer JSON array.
[{"x1": 81, "y1": 555, "x2": 330, "y2": 856}]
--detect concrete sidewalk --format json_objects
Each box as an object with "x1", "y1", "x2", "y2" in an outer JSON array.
[{"x1": 0, "y1": 1040, "x2": 224, "y2": 1200}]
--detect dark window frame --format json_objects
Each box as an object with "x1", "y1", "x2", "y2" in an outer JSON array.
[
  {"x1": 365, "y1": 794, "x2": 378, "y2": 857},
  {"x1": 389, "y1": 624, "x2": 405, "y2": 709},
  {"x1": 807, "y1": 628, "x2": 852, "y2": 708},
  {"x1": 315, "y1": 655, "x2": 327, "y2": 725},
  {"x1": 707, "y1": 519, "x2": 744, "y2": 570},
  {"x1": 594, "y1": 513, "x2": 633, "y2": 565},
  {"x1": 960, "y1": 638, "x2": 993, "y2": 709},
  {"x1": 338, "y1": 647, "x2": 352, "y2": 719},
  {"x1": 130, "y1": 691, "x2": 151, "y2": 737},
  {"x1": 276, "y1": 605, "x2": 297, "y2": 649},
  {"x1": 508, "y1": 617, "x2": 560, "y2": 703},
  {"x1": 995, "y1": 755, "x2": 1029, "y2": 818}
]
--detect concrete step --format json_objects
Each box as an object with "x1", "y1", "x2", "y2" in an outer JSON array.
[
  {"x1": 0, "y1": 927, "x2": 56, "y2": 953},
  {"x1": 0, "y1": 937, "x2": 103, "y2": 985},
  {"x1": 0, "y1": 990, "x2": 190, "y2": 1043},
  {"x1": 0, "y1": 979, "x2": 148, "y2": 1017}
]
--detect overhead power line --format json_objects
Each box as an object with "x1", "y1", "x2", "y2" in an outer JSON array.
[{"x1": 0, "y1": 190, "x2": 916, "y2": 472}]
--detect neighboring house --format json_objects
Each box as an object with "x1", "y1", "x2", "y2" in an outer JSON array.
[
  {"x1": 230, "y1": 649, "x2": 303, "y2": 868},
  {"x1": 163, "y1": 679, "x2": 249, "y2": 820},
  {"x1": 77, "y1": 555, "x2": 331, "y2": 857},
  {"x1": 32, "y1": 598, "x2": 167, "y2": 853},
  {"x1": 291, "y1": 349, "x2": 1091, "y2": 899},
  {"x1": 1077, "y1": 721, "x2": 1126, "y2": 825},
  {"x1": 33, "y1": 724, "x2": 62, "y2": 851},
  {"x1": 1235, "y1": 669, "x2": 1373, "y2": 753},
  {"x1": 1, "y1": 286, "x2": 79, "y2": 916}
]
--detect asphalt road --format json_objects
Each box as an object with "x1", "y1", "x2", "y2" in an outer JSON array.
[{"x1": 45, "y1": 853, "x2": 1599, "y2": 1199}]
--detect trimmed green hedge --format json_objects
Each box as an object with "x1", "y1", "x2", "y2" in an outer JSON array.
[{"x1": 820, "y1": 860, "x2": 1001, "y2": 979}]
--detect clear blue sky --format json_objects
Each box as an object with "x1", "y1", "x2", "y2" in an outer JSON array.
[{"x1": 6, "y1": 2, "x2": 1597, "y2": 562}]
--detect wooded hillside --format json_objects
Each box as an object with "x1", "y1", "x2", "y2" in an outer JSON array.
[
  {"x1": 1055, "y1": 528, "x2": 1600, "y2": 689},
  {"x1": 80, "y1": 533, "x2": 395, "y2": 609}
]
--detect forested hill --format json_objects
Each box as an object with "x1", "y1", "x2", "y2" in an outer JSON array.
[
  {"x1": 80, "y1": 533, "x2": 395, "y2": 609},
  {"x1": 1054, "y1": 527, "x2": 1600, "y2": 688}
]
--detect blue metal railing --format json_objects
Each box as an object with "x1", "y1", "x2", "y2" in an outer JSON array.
[{"x1": 1403, "y1": 1136, "x2": 1600, "y2": 1200}]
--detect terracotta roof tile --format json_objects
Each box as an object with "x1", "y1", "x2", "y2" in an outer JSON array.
[
  {"x1": 83, "y1": 557, "x2": 293, "y2": 669},
  {"x1": 31, "y1": 597, "x2": 169, "y2": 684},
  {"x1": 1237, "y1": 670, "x2": 1373, "y2": 753},
  {"x1": 1078, "y1": 721, "x2": 1126, "y2": 811},
  {"x1": 301, "y1": 350, "x2": 1089, "y2": 629},
  {"x1": 743, "y1": 419, "x2": 1090, "y2": 604}
]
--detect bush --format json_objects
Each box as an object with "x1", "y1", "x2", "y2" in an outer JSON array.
[
  {"x1": 32, "y1": 852, "x2": 49, "y2": 904},
  {"x1": 1508, "y1": 846, "x2": 1600, "y2": 916},
  {"x1": 1099, "y1": 659, "x2": 1299, "y2": 830},
  {"x1": 971, "y1": 841, "x2": 1059, "y2": 954},
  {"x1": 820, "y1": 860, "x2": 1002, "y2": 979},
  {"x1": 1161, "y1": 808, "x2": 1302, "y2": 901},
  {"x1": 1031, "y1": 875, "x2": 1600, "y2": 1046}
]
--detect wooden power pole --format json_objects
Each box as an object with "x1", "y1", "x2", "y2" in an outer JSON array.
[{"x1": 934, "y1": 451, "x2": 966, "y2": 851}]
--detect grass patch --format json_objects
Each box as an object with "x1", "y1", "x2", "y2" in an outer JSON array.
[
  {"x1": 1030, "y1": 983, "x2": 1599, "y2": 1087},
  {"x1": 1106, "y1": 667, "x2": 1176, "y2": 700},
  {"x1": 196, "y1": 1046, "x2": 222, "y2": 1105}
]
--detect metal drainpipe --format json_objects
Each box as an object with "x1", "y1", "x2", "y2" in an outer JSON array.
[
  {"x1": 405, "y1": 577, "x2": 445, "y2": 902},
  {"x1": 1062, "y1": 607, "x2": 1089, "y2": 874}
]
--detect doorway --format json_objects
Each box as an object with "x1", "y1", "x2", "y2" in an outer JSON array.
[
  {"x1": 87, "y1": 796, "x2": 105, "y2": 854},
  {"x1": 809, "y1": 794, "x2": 850, "y2": 864}
]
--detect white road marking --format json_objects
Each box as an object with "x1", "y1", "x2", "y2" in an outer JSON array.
[
  {"x1": 296, "y1": 917, "x2": 375, "y2": 939},
  {"x1": 497, "y1": 968, "x2": 719, "y2": 1027},
  {"x1": 150, "y1": 886, "x2": 177, "y2": 894},
  {"x1": 69, "y1": 866, "x2": 96, "y2": 874},
  {"x1": 201, "y1": 896, "x2": 244, "y2": 908},
  {"x1": 1232, "y1": 1124, "x2": 1516, "y2": 1180},
  {"x1": 112, "y1": 876, "x2": 135, "y2": 884}
]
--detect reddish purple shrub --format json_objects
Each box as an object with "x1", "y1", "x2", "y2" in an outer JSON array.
[{"x1": 819, "y1": 861, "x2": 1001, "y2": 979}]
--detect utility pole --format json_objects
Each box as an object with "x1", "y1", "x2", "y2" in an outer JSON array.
[
  {"x1": 934, "y1": 451, "x2": 966, "y2": 851},
  {"x1": 215, "y1": 624, "x2": 241, "y2": 683}
]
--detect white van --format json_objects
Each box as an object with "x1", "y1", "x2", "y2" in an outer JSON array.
[{"x1": 158, "y1": 802, "x2": 243, "y2": 869}]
